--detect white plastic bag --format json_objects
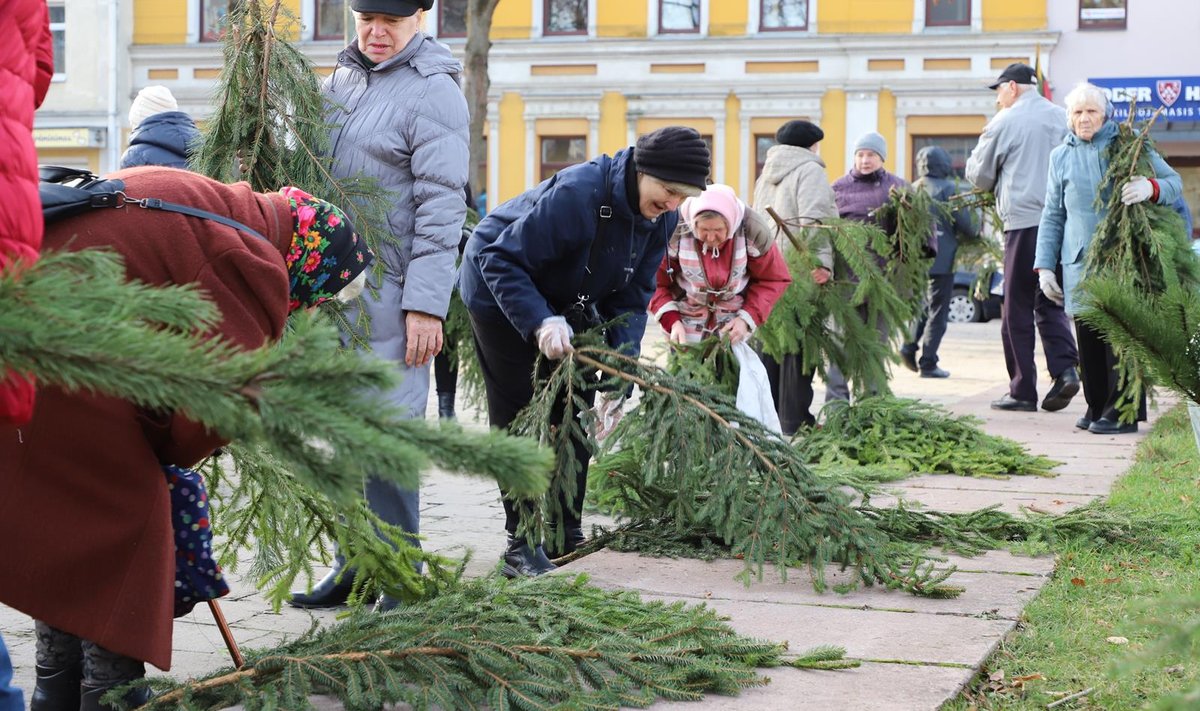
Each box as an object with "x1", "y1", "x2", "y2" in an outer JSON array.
[{"x1": 732, "y1": 341, "x2": 782, "y2": 434}]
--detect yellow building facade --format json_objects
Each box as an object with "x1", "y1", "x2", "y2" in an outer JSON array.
[{"x1": 117, "y1": 0, "x2": 1052, "y2": 206}]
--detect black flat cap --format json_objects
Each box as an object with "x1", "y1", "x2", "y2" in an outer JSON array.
[
  {"x1": 988, "y1": 63, "x2": 1036, "y2": 89},
  {"x1": 350, "y1": 0, "x2": 433, "y2": 16}
]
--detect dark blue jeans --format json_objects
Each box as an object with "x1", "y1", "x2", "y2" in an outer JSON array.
[
  {"x1": 0, "y1": 633, "x2": 22, "y2": 711},
  {"x1": 904, "y1": 273, "x2": 955, "y2": 371}
]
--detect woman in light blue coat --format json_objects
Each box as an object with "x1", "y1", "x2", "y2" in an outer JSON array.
[{"x1": 1034, "y1": 82, "x2": 1182, "y2": 435}]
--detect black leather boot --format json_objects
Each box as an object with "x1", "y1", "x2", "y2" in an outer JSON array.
[
  {"x1": 30, "y1": 662, "x2": 82, "y2": 711},
  {"x1": 80, "y1": 681, "x2": 151, "y2": 711},
  {"x1": 544, "y1": 526, "x2": 586, "y2": 560},
  {"x1": 437, "y1": 392, "x2": 456, "y2": 420},
  {"x1": 288, "y1": 568, "x2": 368, "y2": 609},
  {"x1": 501, "y1": 534, "x2": 556, "y2": 578}
]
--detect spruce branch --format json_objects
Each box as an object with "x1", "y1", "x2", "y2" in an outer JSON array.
[
  {"x1": 797, "y1": 396, "x2": 1060, "y2": 479},
  {"x1": 2, "y1": 251, "x2": 553, "y2": 603},
  {"x1": 525, "y1": 347, "x2": 964, "y2": 598},
  {"x1": 132, "y1": 575, "x2": 855, "y2": 711},
  {"x1": 1077, "y1": 110, "x2": 1200, "y2": 421}
]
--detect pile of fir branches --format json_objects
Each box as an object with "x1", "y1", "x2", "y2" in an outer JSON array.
[
  {"x1": 134, "y1": 575, "x2": 857, "y2": 710},
  {"x1": 796, "y1": 396, "x2": 1060, "y2": 481},
  {"x1": 1075, "y1": 111, "x2": 1200, "y2": 421},
  {"x1": 522, "y1": 345, "x2": 963, "y2": 598},
  {"x1": 756, "y1": 187, "x2": 936, "y2": 398}
]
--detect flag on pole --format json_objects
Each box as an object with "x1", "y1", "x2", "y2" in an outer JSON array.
[{"x1": 1034, "y1": 44, "x2": 1052, "y2": 102}]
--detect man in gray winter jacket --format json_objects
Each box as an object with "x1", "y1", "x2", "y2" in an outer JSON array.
[
  {"x1": 966, "y1": 63, "x2": 1079, "y2": 414},
  {"x1": 289, "y1": 0, "x2": 469, "y2": 611}
]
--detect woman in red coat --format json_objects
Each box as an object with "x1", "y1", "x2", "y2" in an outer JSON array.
[
  {"x1": 0, "y1": 0, "x2": 54, "y2": 426},
  {"x1": 0, "y1": 167, "x2": 372, "y2": 710},
  {"x1": 651, "y1": 183, "x2": 791, "y2": 345}
]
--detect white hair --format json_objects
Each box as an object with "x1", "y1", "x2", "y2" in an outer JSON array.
[{"x1": 1063, "y1": 82, "x2": 1110, "y2": 122}]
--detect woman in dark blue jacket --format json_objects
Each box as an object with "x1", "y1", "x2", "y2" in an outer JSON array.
[
  {"x1": 119, "y1": 86, "x2": 199, "y2": 170},
  {"x1": 459, "y1": 126, "x2": 710, "y2": 576}
]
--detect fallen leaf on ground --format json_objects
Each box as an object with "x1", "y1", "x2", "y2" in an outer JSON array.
[
  {"x1": 1071, "y1": 577, "x2": 1087, "y2": 587},
  {"x1": 1106, "y1": 636, "x2": 1130, "y2": 645}
]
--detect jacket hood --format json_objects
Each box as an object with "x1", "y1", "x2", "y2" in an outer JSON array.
[
  {"x1": 916, "y1": 146, "x2": 952, "y2": 180},
  {"x1": 127, "y1": 111, "x2": 199, "y2": 153},
  {"x1": 1065, "y1": 118, "x2": 1117, "y2": 147},
  {"x1": 758, "y1": 144, "x2": 825, "y2": 187}
]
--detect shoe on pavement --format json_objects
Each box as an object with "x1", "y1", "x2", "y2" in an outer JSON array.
[
  {"x1": 899, "y1": 347, "x2": 919, "y2": 373},
  {"x1": 920, "y1": 367, "x2": 950, "y2": 379},
  {"x1": 501, "y1": 535, "x2": 557, "y2": 578},
  {"x1": 1088, "y1": 417, "x2": 1138, "y2": 435},
  {"x1": 288, "y1": 568, "x2": 364, "y2": 609},
  {"x1": 1042, "y1": 366, "x2": 1081, "y2": 412},
  {"x1": 1075, "y1": 416, "x2": 1093, "y2": 431},
  {"x1": 991, "y1": 394, "x2": 1037, "y2": 412}
]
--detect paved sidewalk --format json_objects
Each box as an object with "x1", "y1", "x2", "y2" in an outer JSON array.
[{"x1": 0, "y1": 321, "x2": 1170, "y2": 709}]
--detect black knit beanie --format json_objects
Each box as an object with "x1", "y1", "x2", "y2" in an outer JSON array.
[
  {"x1": 775, "y1": 120, "x2": 824, "y2": 149},
  {"x1": 633, "y1": 126, "x2": 711, "y2": 191}
]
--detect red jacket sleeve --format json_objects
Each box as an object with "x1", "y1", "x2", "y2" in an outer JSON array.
[
  {"x1": 740, "y1": 243, "x2": 792, "y2": 327},
  {"x1": 649, "y1": 253, "x2": 683, "y2": 332}
]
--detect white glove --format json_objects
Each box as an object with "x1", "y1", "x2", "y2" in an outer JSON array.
[
  {"x1": 1038, "y1": 269, "x2": 1064, "y2": 306},
  {"x1": 592, "y1": 392, "x2": 626, "y2": 441},
  {"x1": 535, "y1": 316, "x2": 574, "y2": 360},
  {"x1": 1120, "y1": 177, "x2": 1153, "y2": 205}
]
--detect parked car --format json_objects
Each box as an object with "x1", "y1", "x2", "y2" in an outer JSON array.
[{"x1": 948, "y1": 270, "x2": 1003, "y2": 323}]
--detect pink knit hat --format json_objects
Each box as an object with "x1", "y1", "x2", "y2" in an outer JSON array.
[{"x1": 680, "y1": 183, "x2": 745, "y2": 235}]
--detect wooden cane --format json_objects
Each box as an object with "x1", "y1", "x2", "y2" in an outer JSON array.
[{"x1": 207, "y1": 600, "x2": 245, "y2": 669}]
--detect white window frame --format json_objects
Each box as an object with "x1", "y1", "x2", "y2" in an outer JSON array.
[
  {"x1": 648, "y1": 0, "x2": 709, "y2": 37},
  {"x1": 48, "y1": 1, "x2": 66, "y2": 81},
  {"x1": 532, "y1": 0, "x2": 596, "y2": 39},
  {"x1": 914, "y1": 0, "x2": 981, "y2": 32},
  {"x1": 750, "y1": 0, "x2": 818, "y2": 34}
]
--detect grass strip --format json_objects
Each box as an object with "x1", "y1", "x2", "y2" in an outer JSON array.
[{"x1": 945, "y1": 404, "x2": 1200, "y2": 709}]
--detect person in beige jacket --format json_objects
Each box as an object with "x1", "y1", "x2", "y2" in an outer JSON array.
[{"x1": 752, "y1": 120, "x2": 835, "y2": 434}]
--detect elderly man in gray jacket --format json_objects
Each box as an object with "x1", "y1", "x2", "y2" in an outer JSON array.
[
  {"x1": 966, "y1": 63, "x2": 1079, "y2": 414},
  {"x1": 289, "y1": 0, "x2": 469, "y2": 611}
]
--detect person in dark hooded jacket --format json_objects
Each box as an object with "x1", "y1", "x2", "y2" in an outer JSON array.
[
  {"x1": 459, "y1": 126, "x2": 711, "y2": 578},
  {"x1": 119, "y1": 85, "x2": 200, "y2": 170},
  {"x1": 900, "y1": 146, "x2": 977, "y2": 378}
]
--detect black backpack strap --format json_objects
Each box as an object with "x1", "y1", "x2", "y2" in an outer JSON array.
[
  {"x1": 130, "y1": 197, "x2": 267, "y2": 242},
  {"x1": 560, "y1": 162, "x2": 614, "y2": 330},
  {"x1": 576, "y1": 163, "x2": 614, "y2": 302}
]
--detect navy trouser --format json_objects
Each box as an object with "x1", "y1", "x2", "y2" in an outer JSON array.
[
  {"x1": 469, "y1": 313, "x2": 595, "y2": 533},
  {"x1": 1001, "y1": 227, "x2": 1078, "y2": 402},
  {"x1": 1075, "y1": 318, "x2": 1146, "y2": 423},
  {"x1": 904, "y1": 272, "x2": 955, "y2": 371},
  {"x1": 0, "y1": 633, "x2": 22, "y2": 711},
  {"x1": 761, "y1": 351, "x2": 817, "y2": 435}
]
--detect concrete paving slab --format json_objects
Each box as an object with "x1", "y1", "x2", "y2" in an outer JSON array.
[
  {"x1": 896, "y1": 472, "x2": 1120, "y2": 496},
  {"x1": 936, "y1": 549, "x2": 1056, "y2": 576},
  {"x1": 871, "y1": 486, "x2": 1100, "y2": 514},
  {"x1": 647, "y1": 661, "x2": 968, "y2": 711},
  {"x1": 567, "y1": 550, "x2": 1045, "y2": 619},
  {"x1": 638, "y1": 594, "x2": 1013, "y2": 666}
]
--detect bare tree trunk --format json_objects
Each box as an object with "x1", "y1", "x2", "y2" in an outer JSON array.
[{"x1": 463, "y1": 0, "x2": 500, "y2": 208}]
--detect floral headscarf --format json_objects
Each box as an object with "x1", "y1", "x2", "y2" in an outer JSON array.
[{"x1": 279, "y1": 187, "x2": 373, "y2": 311}]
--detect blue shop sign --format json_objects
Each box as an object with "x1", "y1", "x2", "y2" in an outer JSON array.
[{"x1": 1088, "y1": 76, "x2": 1200, "y2": 122}]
